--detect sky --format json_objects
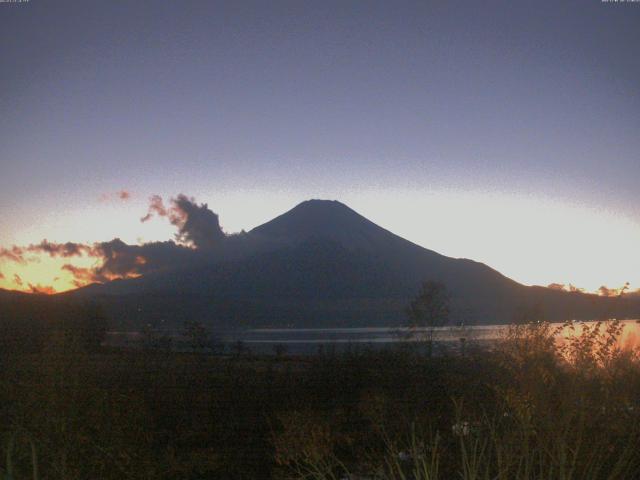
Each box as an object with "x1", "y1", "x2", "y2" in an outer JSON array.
[{"x1": 0, "y1": 0, "x2": 639, "y2": 294}]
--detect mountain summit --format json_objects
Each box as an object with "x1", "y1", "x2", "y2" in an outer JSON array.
[
  {"x1": 251, "y1": 199, "x2": 426, "y2": 254},
  {"x1": 253, "y1": 200, "x2": 365, "y2": 240}
]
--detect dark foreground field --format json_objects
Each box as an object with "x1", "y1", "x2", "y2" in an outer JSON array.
[{"x1": 1, "y1": 321, "x2": 640, "y2": 479}]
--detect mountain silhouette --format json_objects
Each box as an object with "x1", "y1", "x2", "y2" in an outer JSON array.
[{"x1": 11, "y1": 199, "x2": 640, "y2": 330}]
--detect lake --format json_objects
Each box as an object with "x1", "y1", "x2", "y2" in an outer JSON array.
[
  {"x1": 237, "y1": 319, "x2": 640, "y2": 354},
  {"x1": 105, "y1": 319, "x2": 640, "y2": 354}
]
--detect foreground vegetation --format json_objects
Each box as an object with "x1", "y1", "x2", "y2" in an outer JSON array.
[{"x1": 0, "y1": 306, "x2": 639, "y2": 479}]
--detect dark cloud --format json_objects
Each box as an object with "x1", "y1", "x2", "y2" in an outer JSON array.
[
  {"x1": 141, "y1": 194, "x2": 225, "y2": 249},
  {"x1": 0, "y1": 241, "x2": 93, "y2": 264},
  {"x1": 171, "y1": 194, "x2": 225, "y2": 249},
  {"x1": 13, "y1": 274, "x2": 23, "y2": 287},
  {"x1": 93, "y1": 238, "x2": 195, "y2": 280},
  {"x1": 2, "y1": 237, "x2": 199, "y2": 290},
  {"x1": 31, "y1": 240, "x2": 93, "y2": 258},
  {"x1": 62, "y1": 239, "x2": 198, "y2": 286},
  {"x1": 118, "y1": 190, "x2": 131, "y2": 200}
]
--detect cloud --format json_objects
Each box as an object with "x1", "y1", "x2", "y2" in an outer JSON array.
[
  {"x1": 0, "y1": 241, "x2": 94, "y2": 264},
  {"x1": 31, "y1": 240, "x2": 94, "y2": 258},
  {"x1": 0, "y1": 246, "x2": 28, "y2": 264},
  {"x1": 92, "y1": 238, "x2": 196, "y2": 280},
  {"x1": 140, "y1": 195, "x2": 167, "y2": 222},
  {"x1": 170, "y1": 194, "x2": 225, "y2": 249},
  {"x1": 13, "y1": 274, "x2": 23, "y2": 287},
  {"x1": 61, "y1": 264, "x2": 99, "y2": 288},
  {"x1": 1, "y1": 237, "x2": 198, "y2": 290},
  {"x1": 28, "y1": 283, "x2": 56, "y2": 295},
  {"x1": 141, "y1": 194, "x2": 225, "y2": 249},
  {"x1": 2, "y1": 193, "x2": 233, "y2": 291},
  {"x1": 61, "y1": 238, "x2": 199, "y2": 287},
  {"x1": 100, "y1": 190, "x2": 133, "y2": 203},
  {"x1": 598, "y1": 286, "x2": 617, "y2": 297},
  {"x1": 0, "y1": 271, "x2": 4, "y2": 280},
  {"x1": 598, "y1": 282, "x2": 631, "y2": 298}
]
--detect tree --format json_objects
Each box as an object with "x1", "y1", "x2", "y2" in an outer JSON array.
[
  {"x1": 182, "y1": 319, "x2": 210, "y2": 352},
  {"x1": 406, "y1": 281, "x2": 450, "y2": 356},
  {"x1": 273, "y1": 343, "x2": 288, "y2": 358},
  {"x1": 75, "y1": 302, "x2": 109, "y2": 352},
  {"x1": 232, "y1": 340, "x2": 248, "y2": 358},
  {"x1": 512, "y1": 303, "x2": 544, "y2": 325}
]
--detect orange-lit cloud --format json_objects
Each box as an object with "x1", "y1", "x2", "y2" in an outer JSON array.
[
  {"x1": 28, "y1": 283, "x2": 56, "y2": 295},
  {"x1": 1, "y1": 250, "x2": 99, "y2": 293},
  {"x1": 547, "y1": 281, "x2": 632, "y2": 296},
  {"x1": 597, "y1": 282, "x2": 630, "y2": 298},
  {"x1": 140, "y1": 194, "x2": 167, "y2": 222},
  {"x1": 1, "y1": 238, "x2": 194, "y2": 293},
  {"x1": 0, "y1": 246, "x2": 27, "y2": 264},
  {"x1": 61, "y1": 264, "x2": 97, "y2": 288}
]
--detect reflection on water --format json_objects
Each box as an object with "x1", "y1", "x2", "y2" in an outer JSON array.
[
  {"x1": 105, "y1": 320, "x2": 640, "y2": 354},
  {"x1": 243, "y1": 320, "x2": 640, "y2": 348}
]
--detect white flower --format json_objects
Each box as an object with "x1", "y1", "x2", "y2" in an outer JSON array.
[
  {"x1": 398, "y1": 450, "x2": 411, "y2": 461},
  {"x1": 452, "y1": 421, "x2": 470, "y2": 436}
]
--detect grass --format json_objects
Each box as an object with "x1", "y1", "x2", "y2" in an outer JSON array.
[{"x1": 0, "y1": 319, "x2": 639, "y2": 479}]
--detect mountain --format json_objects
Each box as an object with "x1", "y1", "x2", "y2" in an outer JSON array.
[
  {"x1": 0, "y1": 288, "x2": 29, "y2": 299},
  {"x1": 32, "y1": 200, "x2": 640, "y2": 329}
]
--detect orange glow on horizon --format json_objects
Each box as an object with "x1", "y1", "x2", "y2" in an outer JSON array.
[
  {"x1": 0, "y1": 254, "x2": 99, "y2": 294},
  {"x1": 0, "y1": 250, "x2": 636, "y2": 297},
  {"x1": 1, "y1": 191, "x2": 639, "y2": 296}
]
